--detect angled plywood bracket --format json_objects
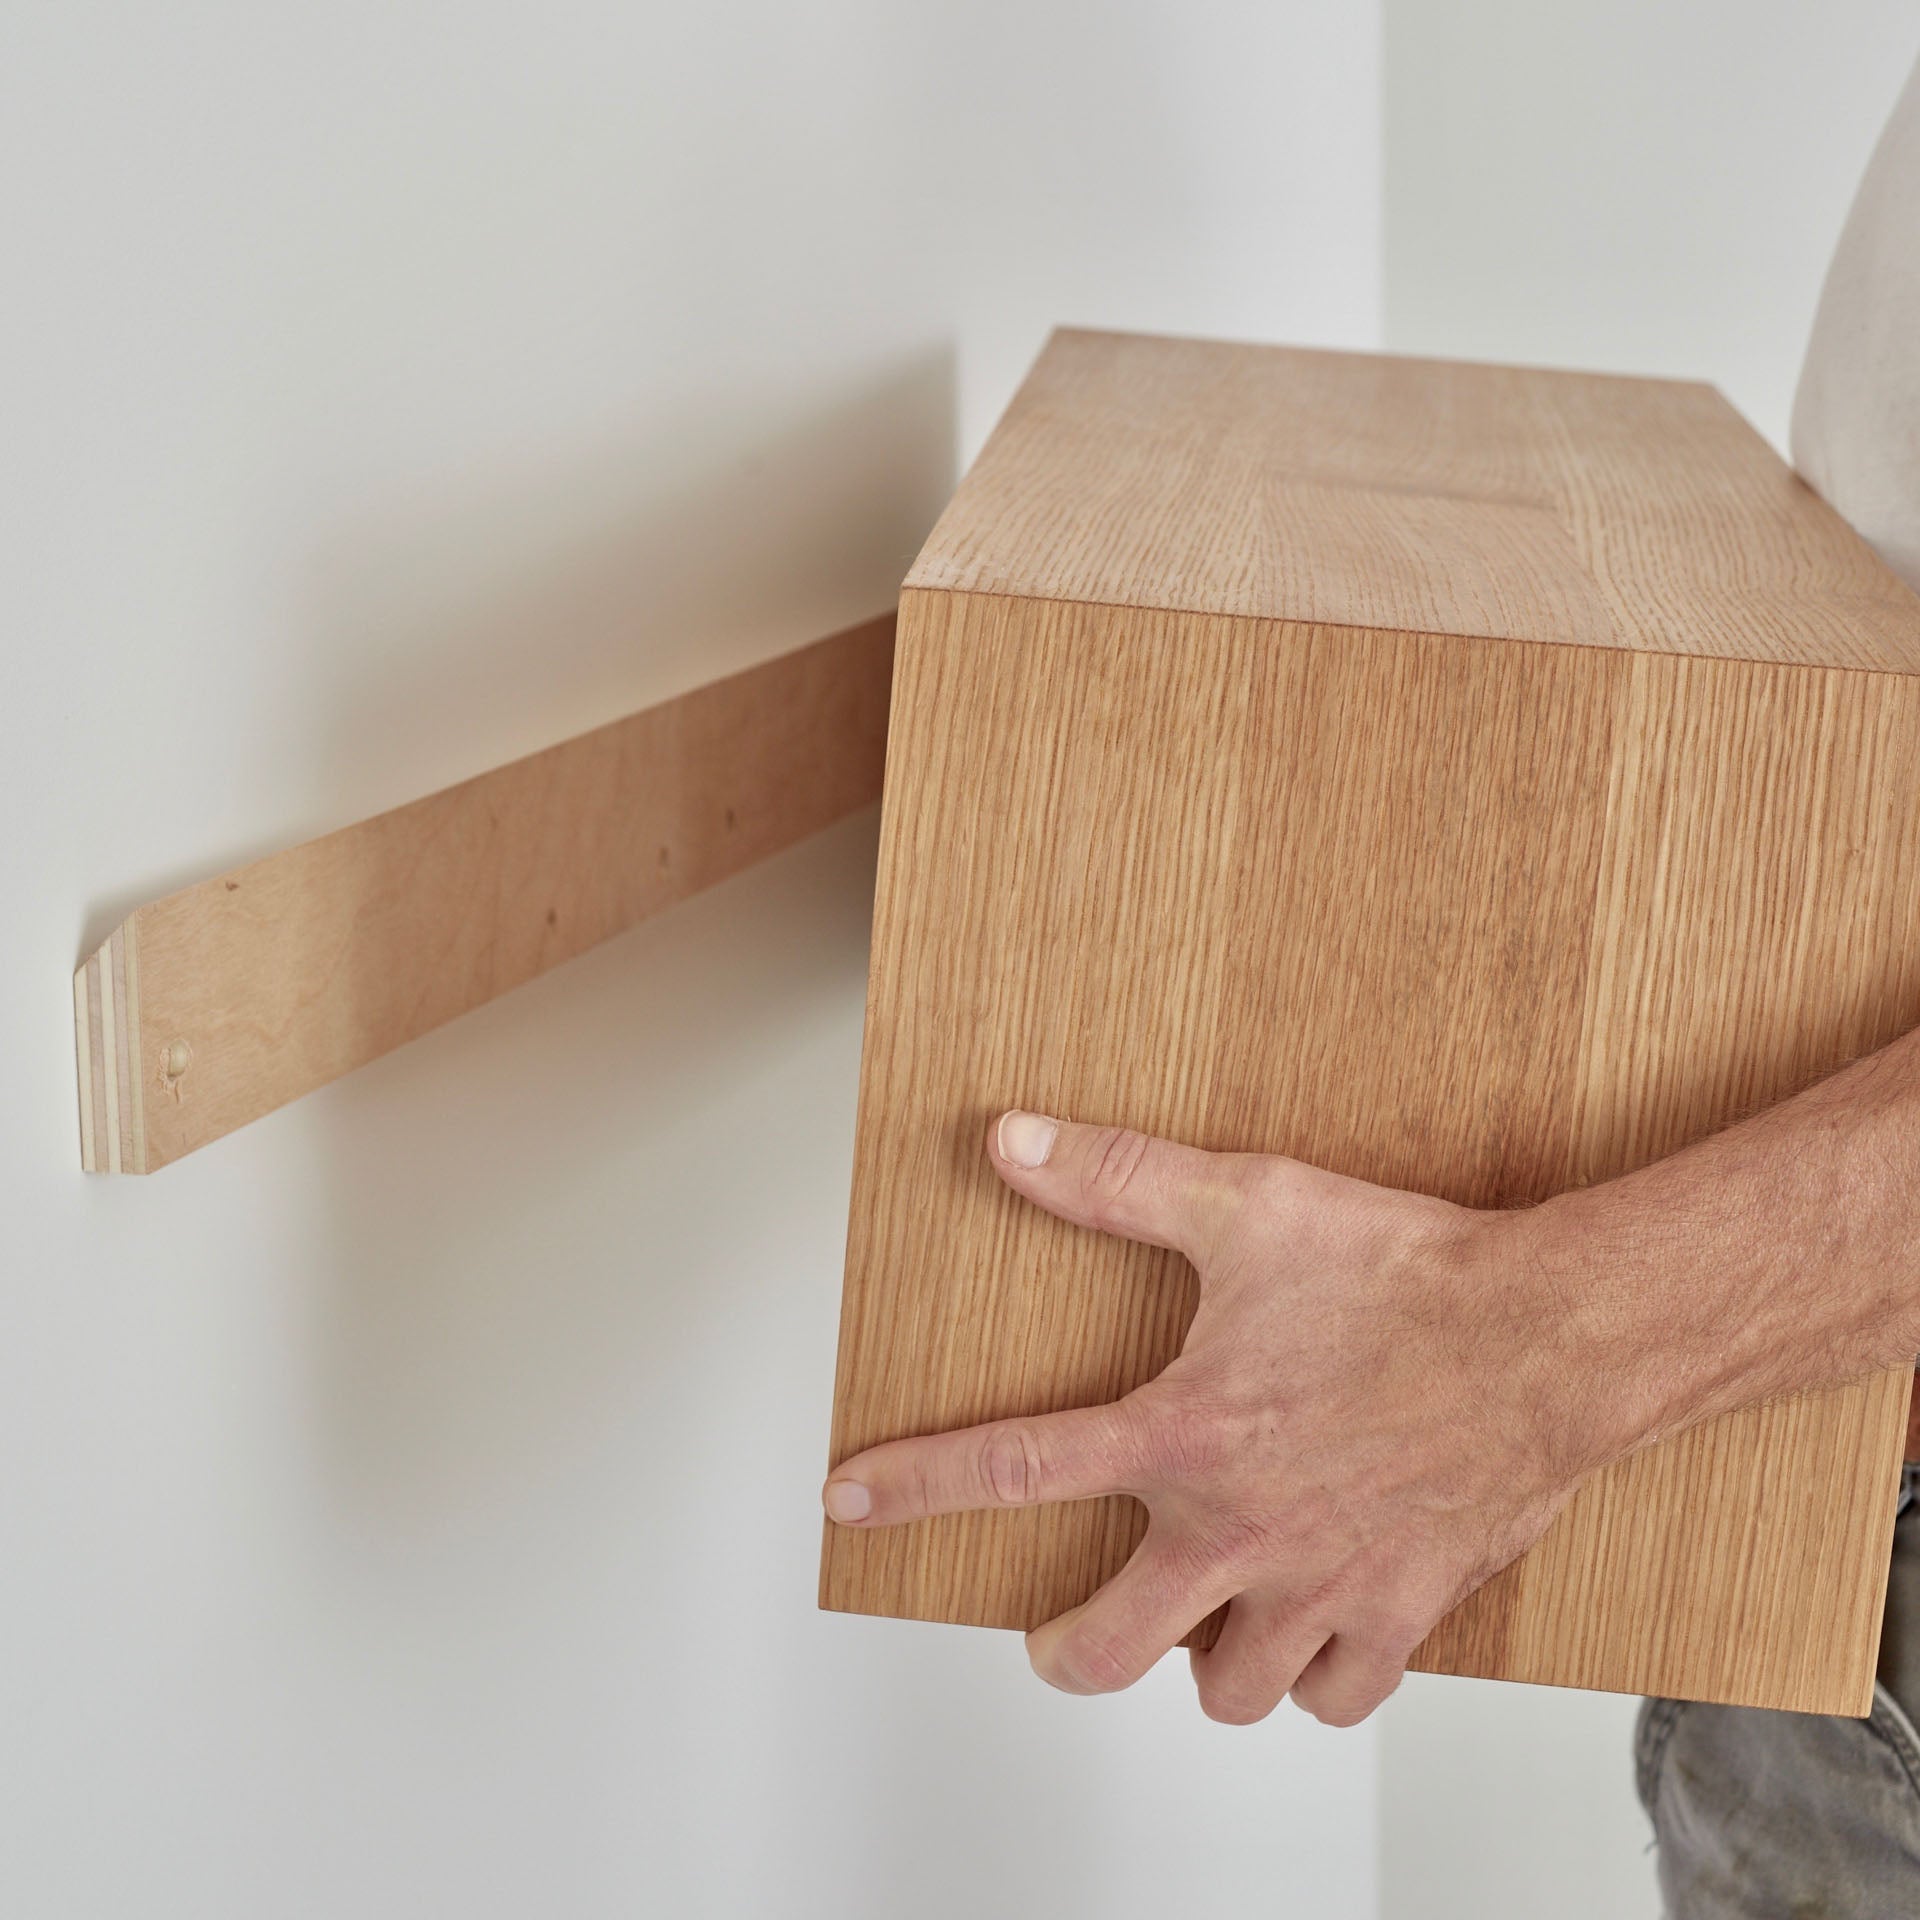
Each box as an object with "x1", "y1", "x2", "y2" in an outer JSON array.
[{"x1": 75, "y1": 611, "x2": 895, "y2": 1174}]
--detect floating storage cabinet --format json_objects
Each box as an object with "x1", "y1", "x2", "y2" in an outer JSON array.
[{"x1": 823, "y1": 328, "x2": 1920, "y2": 1715}]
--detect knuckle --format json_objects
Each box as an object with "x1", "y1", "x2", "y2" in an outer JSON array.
[
  {"x1": 980, "y1": 1421, "x2": 1047, "y2": 1506},
  {"x1": 1373, "y1": 1579, "x2": 1454, "y2": 1654},
  {"x1": 1080, "y1": 1126, "x2": 1151, "y2": 1215},
  {"x1": 903, "y1": 1449, "x2": 939, "y2": 1516},
  {"x1": 1342, "y1": 1601, "x2": 1417, "y2": 1661},
  {"x1": 1053, "y1": 1630, "x2": 1137, "y2": 1695},
  {"x1": 1293, "y1": 1652, "x2": 1402, "y2": 1728},
  {"x1": 1239, "y1": 1155, "x2": 1311, "y2": 1227}
]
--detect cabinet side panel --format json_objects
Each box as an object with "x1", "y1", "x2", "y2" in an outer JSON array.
[
  {"x1": 1419, "y1": 655, "x2": 1920, "y2": 1713},
  {"x1": 825, "y1": 590, "x2": 1621, "y2": 1639}
]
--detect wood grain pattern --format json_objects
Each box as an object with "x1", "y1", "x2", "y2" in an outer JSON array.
[
  {"x1": 824, "y1": 328, "x2": 1920, "y2": 1714},
  {"x1": 75, "y1": 614, "x2": 894, "y2": 1173},
  {"x1": 911, "y1": 329, "x2": 1920, "y2": 674}
]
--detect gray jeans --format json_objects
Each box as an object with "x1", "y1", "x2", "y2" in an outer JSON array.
[{"x1": 1637, "y1": 1462, "x2": 1920, "y2": 1916}]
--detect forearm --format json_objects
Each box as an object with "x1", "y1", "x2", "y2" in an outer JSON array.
[{"x1": 1508, "y1": 1025, "x2": 1920, "y2": 1469}]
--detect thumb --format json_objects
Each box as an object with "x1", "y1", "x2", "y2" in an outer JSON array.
[{"x1": 990, "y1": 1110, "x2": 1242, "y2": 1261}]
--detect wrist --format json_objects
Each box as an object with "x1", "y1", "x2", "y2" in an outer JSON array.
[{"x1": 1460, "y1": 1195, "x2": 1681, "y2": 1484}]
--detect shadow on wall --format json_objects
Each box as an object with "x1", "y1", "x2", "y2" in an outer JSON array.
[
  {"x1": 75, "y1": 347, "x2": 955, "y2": 961},
  {"x1": 295, "y1": 347, "x2": 960, "y2": 822},
  {"x1": 297, "y1": 346, "x2": 954, "y2": 1536}
]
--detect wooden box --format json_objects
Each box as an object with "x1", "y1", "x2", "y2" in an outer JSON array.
[{"x1": 823, "y1": 328, "x2": 1920, "y2": 1713}]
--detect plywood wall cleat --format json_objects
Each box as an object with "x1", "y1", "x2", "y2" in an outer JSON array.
[{"x1": 74, "y1": 613, "x2": 895, "y2": 1174}]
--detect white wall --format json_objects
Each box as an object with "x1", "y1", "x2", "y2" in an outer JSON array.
[
  {"x1": 1384, "y1": 0, "x2": 1920, "y2": 448},
  {"x1": 0, "y1": 5, "x2": 1382, "y2": 1918},
  {"x1": 1377, "y1": 6, "x2": 1920, "y2": 1916}
]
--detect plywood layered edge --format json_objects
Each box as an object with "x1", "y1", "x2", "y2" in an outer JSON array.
[{"x1": 75, "y1": 612, "x2": 895, "y2": 1174}]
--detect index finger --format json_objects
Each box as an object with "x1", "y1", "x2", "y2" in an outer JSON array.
[{"x1": 824, "y1": 1399, "x2": 1151, "y2": 1528}]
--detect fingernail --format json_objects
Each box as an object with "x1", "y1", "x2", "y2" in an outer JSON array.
[
  {"x1": 998, "y1": 1110, "x2": 1058, "y2": 1169},
  {"x1": 824, "y1": 1479, "x2": 872, "y2": 1523}
]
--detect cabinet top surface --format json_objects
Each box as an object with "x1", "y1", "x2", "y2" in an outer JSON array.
[{"x1": 905, "y1": 328, "x2": 1920, "y2": 674}]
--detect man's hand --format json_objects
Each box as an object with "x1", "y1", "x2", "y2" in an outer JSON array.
[{"x1": 821, "y1": 1109, "x2": 1650, "y2": 1728}]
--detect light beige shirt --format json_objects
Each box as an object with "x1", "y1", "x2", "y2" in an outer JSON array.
[
  {"x1": 1793, "y1": 56, "x2": 1920, "y2": 592},
  {"x1": 1793, "y1": 53, "x2": 1920, "y2": 1444}
]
